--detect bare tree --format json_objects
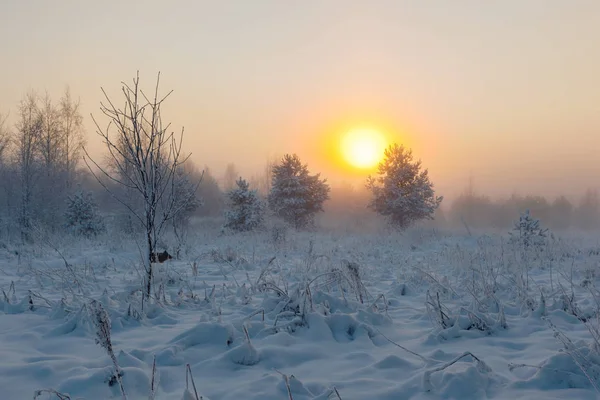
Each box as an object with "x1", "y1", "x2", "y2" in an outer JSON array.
[
  {"x1": 0, "y1": 112, "x2": 9, "y2": 162},
  {"x1": 37, "y1": 92, "x2": 68, "y2": 230},
  {"x1": 38, "y1": 92, "x2": 62, "y2": 177},
  {"x1": 59, "y1": 86, "x2": 85, "y2": 189},
  {"x1": 0, "y1": 89, "x2": 84, "y2": 239},
  {"x1": 253, "y1": 155, "x2": 278, "y2": 197},
  {"x1": 263, "y1": 156, "x2": 277, "y2": 196},
  {"x1": 195, "y1": 165, "x2": 223, "y2": 217},
  {"x1": 14, "y1": 92, "x2": 43, "y2": 243},
  {"x1": 0, "y1": 112, "x2": 12, "y2": 238},
  {"x1": 84, "y1": 72, "x2": 193, "y2": 303}
]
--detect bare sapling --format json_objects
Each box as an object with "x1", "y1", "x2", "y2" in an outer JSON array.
[{"x1": 84, "y1": 72, "x2": 198, "y2": 306}]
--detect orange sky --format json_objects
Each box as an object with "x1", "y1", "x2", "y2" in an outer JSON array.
[{"x1": 1, "y1": 1, "x2": 600, "y2": 201}]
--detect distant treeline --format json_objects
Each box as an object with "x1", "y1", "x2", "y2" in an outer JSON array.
[
  {"x1": 1, "y1": 89, "x2": 594, "y2": 239},
  {"x1": 321, "y1": 182, "x2": 600, "y2": 231},
  {"x1": 444, "y1": 189, "x2": 599, "y2": 231}
]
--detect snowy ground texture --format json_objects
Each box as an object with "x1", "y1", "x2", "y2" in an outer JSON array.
[{"x1": 2, "y1": 226, "x2": 600, "y2": 400}]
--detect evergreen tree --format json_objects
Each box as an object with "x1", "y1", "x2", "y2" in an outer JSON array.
[
  {"x1": 509, "y1": 209, "x2": 548, "y2": 248},
  {"x1": 224, "y1": 177, "x2": 264, "y2": 232},
  {"x1": 366, "y1": 143, "x2": 442, "y2": 229},
  {"x1": 268, "y1": 154, "x2": 330, "y2": 229},
  {"x1": 64, "y1": 189, "x2": 105, "y2": 238}
]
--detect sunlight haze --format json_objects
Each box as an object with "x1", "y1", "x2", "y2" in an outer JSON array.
[{"x1": 1, "y1": 0, "x2": 599, "y2": 200}]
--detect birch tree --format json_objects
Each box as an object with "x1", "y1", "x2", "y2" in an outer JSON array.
[
  {"x1": 59, "y1": 87, "x2": 85, "y2": 189},
  {"x1": 0, "y1": 112, "x2": 11, "y2": 237},
  {"x1": 222, "y1": 162, "x2": 238, "y2": 192},
  {"x1": 38, "y1": 92, "x2": 62, "y2": 177},
  {"x1": 0, "y1": 112, "x2": 9, "y2": 163},
  {"x1": 85, "y1": 72, "x2": 195, "y2": 303},
  {"x1": 14, "y1": 92, "x2": 43, "y2": 243}
]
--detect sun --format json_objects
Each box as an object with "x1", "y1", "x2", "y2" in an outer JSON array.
[{"x1": 341, "y1": 128, "x2": 387, "y2": 169}]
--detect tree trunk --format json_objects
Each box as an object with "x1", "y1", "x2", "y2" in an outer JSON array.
[{"x1": 145, "y1": 230, "x2": 154, "y2": 303}]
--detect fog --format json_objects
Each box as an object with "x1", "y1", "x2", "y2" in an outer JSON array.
[{"x1": 1, "y1": 1, "x2": 600, "y2": 234}]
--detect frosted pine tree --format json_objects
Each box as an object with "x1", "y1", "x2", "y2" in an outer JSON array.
[
  {"x1": 366, "y1": 143, "x2": 442, "y2": 229},
  {"x1": 224, "y1": 177, "x2": 264, "y2": 232},
  {"x1": 268, "y1": 154, "x2": 330, "y2": 229},
  {"x1": 509, "y1": 209, "x2": 548, "y2": 248},
  {"x1": 64, "y1": 189, "x2": 105, "y2": 238}
]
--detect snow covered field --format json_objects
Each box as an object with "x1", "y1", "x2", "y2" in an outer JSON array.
[{"x1": 2, "y1": 226, "x2": 600, "y2": 400}]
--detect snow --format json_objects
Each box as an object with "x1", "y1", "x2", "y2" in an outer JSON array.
[{"x1": 2, "y1": 227, "x2": 600, "y2": 399}]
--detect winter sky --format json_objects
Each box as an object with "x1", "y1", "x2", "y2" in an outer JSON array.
[{"x1": 1, "y1": 0, "x2": 599, "y2": 199}]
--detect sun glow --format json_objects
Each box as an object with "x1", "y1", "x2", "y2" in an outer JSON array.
[{"x1": 341, "y1": 128, "x2": 387, "y2": 169}]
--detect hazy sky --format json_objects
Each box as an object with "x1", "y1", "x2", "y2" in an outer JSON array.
[{"x1": 1, "y1": 0, "x2": 599, "y2": 200}]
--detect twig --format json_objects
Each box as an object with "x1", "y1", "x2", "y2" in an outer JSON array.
[
  {"x1": 33, "y1": 389, "x2": 72, "y2": 399},
  {"x1": 414, "y1": 267, "x2": 459, "y2": 298},
  {"x1": 331, "y1": 387, "x2": 343, "y2": 399},
  {"x1": 149, "y1": 355, "x2": 157, "y2": 399},
  {"x1": 185, "y1": 364, "x2": 200, "y2": 400},
  {"x1": 373, "y1": 327, "x2": 428, "y2": 364},
  {"x1": 274, "y1": 369, "x2": 294, "y2": 400},
  {"x1": 245, "y1": 309, "x2": 265, "y2": 322},
  {"x1": 423, "y1": 352, "x2": 490, "y2": 392},
  {"x1": 508, "y1": 361, "x2": 594, "y2": 378},
  {"x1": 242, "y1": 324, "x2": 251, "y2": 343}
]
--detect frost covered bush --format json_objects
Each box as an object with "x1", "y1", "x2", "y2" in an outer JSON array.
[
  {"x1": 268, "y1": 154, "x2": 330, "y2": 229},
  {"x1": 223, "y1": 177, "x2": 264, "y2": 232},
  {"x1": 509, "y1": 209, "x2": 548, "y2": 248},
  {"x1": 366, "y1": 143, "x2": 442, "y2": 229},
  {"x1": 64, "y1": 189, "x2": 105, "y2": 238}
]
